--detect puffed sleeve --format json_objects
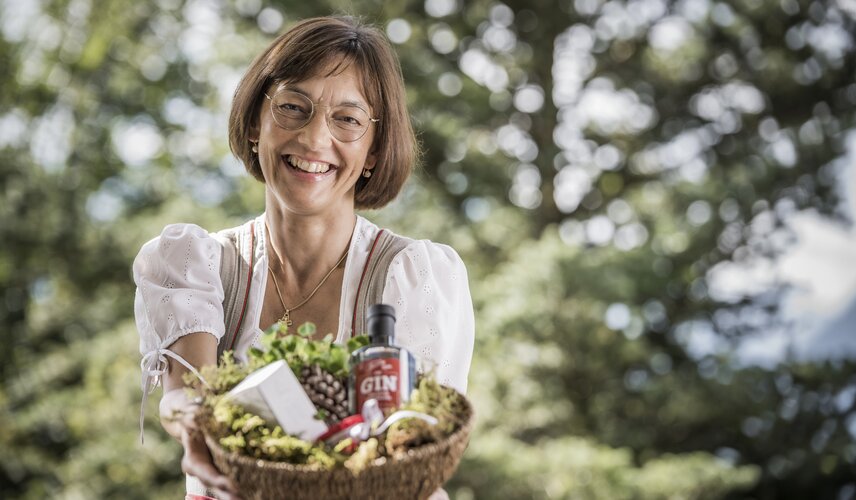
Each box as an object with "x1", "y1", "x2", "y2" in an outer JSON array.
[
  {"x1": 382, "y1": 240, "x2": 474, "y2": 395},
  {"x1": 133, "y1": 223, "x2": 225, "y2": 350}
]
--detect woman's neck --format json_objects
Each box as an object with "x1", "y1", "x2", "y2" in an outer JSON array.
[{"x1": 264, "y1": 205, "x2": 356, "y2": 284}]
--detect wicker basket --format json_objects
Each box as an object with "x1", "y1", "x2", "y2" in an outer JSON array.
[{"x1": 201, "y1": 394, "x2": 474, "y2": 500}]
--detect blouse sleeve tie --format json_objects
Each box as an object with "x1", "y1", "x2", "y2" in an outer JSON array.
[{"x1": 139, "y1": 348, "x2": 210, "y2": 444}]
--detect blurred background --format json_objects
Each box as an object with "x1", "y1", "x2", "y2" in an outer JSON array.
[{"x1": 1, "y1": 0, "x2": 855, "y2": 498}]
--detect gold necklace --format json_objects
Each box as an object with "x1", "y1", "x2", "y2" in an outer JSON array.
[{"x1": 268, "y1": 249, "x2": 349, "y2": 327}]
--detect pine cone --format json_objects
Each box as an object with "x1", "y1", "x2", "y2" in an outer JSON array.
[{"x1": 300, "y1": 364, "x2": 349, "y2": 423}]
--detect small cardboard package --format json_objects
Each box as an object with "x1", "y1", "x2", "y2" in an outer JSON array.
[{"x1": 225, "y1": 359, "x2": 328, "y2": 441}]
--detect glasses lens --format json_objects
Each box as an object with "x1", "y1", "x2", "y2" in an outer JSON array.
[
  {"x1": 329, "y1": 106, "x2": 370, "y2": 142},
  {"x1": 270, "y1": 91, "x2": 312, "y2": 130},
  {"x1": 270, "y1": 90, "x2": 372, "y2": 142}
]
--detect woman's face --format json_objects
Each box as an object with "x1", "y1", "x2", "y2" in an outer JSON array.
[{"x1": 254, "y1": 61, "x2": 377, "y2": 217}]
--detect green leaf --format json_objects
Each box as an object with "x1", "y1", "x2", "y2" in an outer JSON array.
[
  {"x1": 297, "y1": 322, "x2": 316, "y2": 338},
  {"x1": 347, "y1": 335, "x2": 369, "y2": 353}
]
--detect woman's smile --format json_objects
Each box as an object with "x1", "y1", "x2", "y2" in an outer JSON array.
[
  {"x1": 286, "y1": 154, "x2": 335, "y2": 174},
  {"x1": 277, "y1": 154, "x2": 338, "y2": 184}
]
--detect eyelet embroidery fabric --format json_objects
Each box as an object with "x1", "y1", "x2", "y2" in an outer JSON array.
[
  {"x1": 381, "y1": 239, "x2": 474, "y2": 395},
  {"x1": 134, "y1": 224, "x2": 225, "y2": 349}
]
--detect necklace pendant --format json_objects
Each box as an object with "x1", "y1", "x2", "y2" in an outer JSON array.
[{"x1": 279, "y1": 309, "x2": 293, "y2": 327}]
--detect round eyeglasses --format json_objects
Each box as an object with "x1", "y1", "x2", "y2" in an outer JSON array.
[{"x1": 264, "y1": 89, "x2": 380, "y2": 143}]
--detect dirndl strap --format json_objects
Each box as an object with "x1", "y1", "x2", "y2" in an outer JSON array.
[
  {"x1": 212, "y1": 219, "x2": 257, "y2": 359},
  {"x1": 351, "y1": 229, "x2": 412, "y2": 337}
]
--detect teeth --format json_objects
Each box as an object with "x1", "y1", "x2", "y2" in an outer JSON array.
[{"x1": 287, "y1": 156, "x2": 331, "y2": 174}]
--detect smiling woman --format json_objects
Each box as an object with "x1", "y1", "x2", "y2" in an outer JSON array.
[{"x1": 130, "y1": 15, "x2": 474, "y2": 500}]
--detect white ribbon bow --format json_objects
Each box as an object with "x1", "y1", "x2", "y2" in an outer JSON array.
[{"x1": 139, "y1": 348, "x2": 210, "y2": 444}]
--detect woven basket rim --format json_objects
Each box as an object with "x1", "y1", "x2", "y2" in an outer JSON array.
[{"x1": 201, "y1": 392, "x2": 475, "y2": 475}]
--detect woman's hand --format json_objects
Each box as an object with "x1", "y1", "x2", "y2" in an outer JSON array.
[{"x1": 179, "y1": 408, "x2": 242, "y2": 500}]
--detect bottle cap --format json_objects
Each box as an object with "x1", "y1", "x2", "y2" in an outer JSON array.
[
  {"x1": 367, "y1": 304, "x2": 395, "y2": 320},
  {"x1": 367, "y1": 304, "x2": 396, "y2": 344}
]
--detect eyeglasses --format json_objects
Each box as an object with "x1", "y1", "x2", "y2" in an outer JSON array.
[{"x1": 264, "y1": 89, "x2": 380, "y2": 143}]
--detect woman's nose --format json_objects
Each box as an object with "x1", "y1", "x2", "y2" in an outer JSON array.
[{"x1": 297, "y1": 109, "x2": 333, "y2": 149}]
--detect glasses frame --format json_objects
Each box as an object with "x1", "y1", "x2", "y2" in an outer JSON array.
[{"x1": 264, "y1": 89, "x2": 380, "y2": 143}]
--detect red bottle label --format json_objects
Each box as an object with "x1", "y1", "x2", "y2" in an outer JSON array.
[{"x1": 355, "y1": 358, "x2": 401, "y2": 414}]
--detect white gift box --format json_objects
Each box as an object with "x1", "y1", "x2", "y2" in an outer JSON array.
[{"x1": 225, "y1": 359, "x2": 329, "y2": 441}]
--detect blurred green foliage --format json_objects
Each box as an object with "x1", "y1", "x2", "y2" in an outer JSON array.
[{"x1": 1, "y1": 0, "x2": 855, "y2": 499}]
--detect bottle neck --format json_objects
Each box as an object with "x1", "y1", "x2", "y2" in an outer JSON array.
[{"x1": 369, "y1": 331, "x2": 392, "y2": 345}]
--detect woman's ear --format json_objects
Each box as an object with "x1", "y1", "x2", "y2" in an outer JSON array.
[
  {"x1": 249, "y1": 123, "x2": 260, "y2": 143},
  {"x1": 365, "y1": 151, "x2": 377, "y2": 169},
  {"x1": 248, "y1": 123, "x2": 260, "y2": 152}
]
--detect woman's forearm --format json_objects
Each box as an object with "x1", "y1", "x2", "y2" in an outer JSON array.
[{"x1": 158, "y1": 331, "x2": 220, "y2": 441}]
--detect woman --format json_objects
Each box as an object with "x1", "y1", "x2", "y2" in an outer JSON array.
[{"x1": 132, "y1": 15, "x2": 474, "y2": 500}]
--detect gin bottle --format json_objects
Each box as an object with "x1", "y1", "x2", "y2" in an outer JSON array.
[{"x1": 348, "y1": 304, "x2": 417, "y2": 415}]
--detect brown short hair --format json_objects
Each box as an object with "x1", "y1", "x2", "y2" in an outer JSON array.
[{"x1": 228, "y1": 16, "x2": 417, "y2": 209}]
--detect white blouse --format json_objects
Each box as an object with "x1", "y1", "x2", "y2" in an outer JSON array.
[{"x1": 133, "y1": 214, "x2": 474, "y2": 406}]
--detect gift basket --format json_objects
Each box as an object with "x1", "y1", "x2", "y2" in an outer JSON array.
[{"x1": 188, "y1": 305, "x2": 474, "y2": 500}]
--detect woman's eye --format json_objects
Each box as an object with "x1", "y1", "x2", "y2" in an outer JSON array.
[
  {"x1": 280, "y1": 103, "x2": 306, "y2": 113},
  {"x1": 335, "y1": 114, "x2": 362, "y2": 126}
]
